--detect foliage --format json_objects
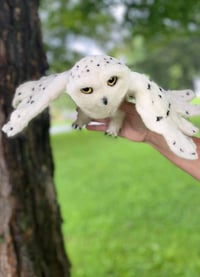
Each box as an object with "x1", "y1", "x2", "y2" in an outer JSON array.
[
  {"x1": 132, "y1": 37, "x2": 200, "y2": 88},
  {"x1": 39, "y1": 0, "x2": 200, "y2": 93},
  {"x1": 116, "y1": 0, "x2": 200, "y2": 89},
  {"x1": 40, "y1": 0, "x2": 200, "y2": 67},
  {"x1": 123, "y1": 0, "x2": 200, "y2": 44},
  {"x1": 51, "y1": 130, "x2": 200, "y2": 277},
  {"x1": 40, "y1": 0, "x2": 117, "y2": 71}
]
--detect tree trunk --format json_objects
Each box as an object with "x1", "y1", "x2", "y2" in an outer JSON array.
[{"x1": 0, "y1": 0, "x2": 71, "y2": 276}]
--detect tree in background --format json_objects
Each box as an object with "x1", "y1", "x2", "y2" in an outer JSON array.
[
  {"x1": 40, "y1": 0, "x2": 200, "y2": 89},
  {"x1": 121, "y1": 0, "x2": 200, "y2": 88},
  {"x1": 132, "y1": 37, "x2": 200, "y2": 89},
  {"x1": 123, "y1": 0, "x2": 200, "y2": 42},
  {"x1": 0, "y1": 0, "x2": 70, "y2": 275},
  {"x1": 40, "y1": 0, "x2": 118, "y2": 71}
]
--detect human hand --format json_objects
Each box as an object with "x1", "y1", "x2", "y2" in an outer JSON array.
[
  {"x1": 86, "y1": 102, "x2": 149, "y2": 142},
  {"x1": 86, "y1": 101, "x2": 200, "y2": 181}
]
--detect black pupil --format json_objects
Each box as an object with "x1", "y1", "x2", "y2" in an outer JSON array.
[{"x1": 84, "y1": 87, "x2": 90, "y2": 92}]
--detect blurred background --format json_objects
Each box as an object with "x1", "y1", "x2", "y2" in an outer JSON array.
[
  {"x1": 40, "y1": 0, "x2": 200, "y2": 126},
  {"x1": 39, "y1": 1, "x2": 200, "y2": 276}
]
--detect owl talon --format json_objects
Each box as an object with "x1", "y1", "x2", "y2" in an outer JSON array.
[
  {"x1": 105, "y1": 131, "x2": 118, "y2": 138},
  {"x1": 72, "y1": 123, "x2": 82, "y2": 130}
]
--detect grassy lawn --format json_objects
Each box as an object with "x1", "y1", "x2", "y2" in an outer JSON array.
[{"x1": 51, "y1": 129, "x2": 200, "y2": 277}]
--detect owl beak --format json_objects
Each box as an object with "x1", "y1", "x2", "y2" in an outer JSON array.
[{"x1": 102, "y1": 97, "x2": 108, "y2": 105}]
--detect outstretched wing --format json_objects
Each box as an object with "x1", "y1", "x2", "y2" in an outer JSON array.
[
  {"x1": 128, "y1": 72, "x2": 200, "y2": 160},
  {"x1": 167, "y1": 89, "x2": 200, "y2": 117},
  {"x1": 2, "y1": 71, "x2": 69, "y2": 137}
]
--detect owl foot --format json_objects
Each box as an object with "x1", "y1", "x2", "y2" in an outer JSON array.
[
  {"x1": 104, "y1": 130, "x2": 118, "y2": 138},
  {"x1": 72, "y1": 123, "x2": 83, "y2": 130}
]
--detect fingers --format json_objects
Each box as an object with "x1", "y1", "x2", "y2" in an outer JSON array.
[
  {"x1": 90, "y1": 118, "x2": 110, "y2": 124},
  {"x1": 120, "y1": 101, "x2": 136, "y2": 114},
  {"x1": 86, "y1": 124, "x2": 107, "y2": 132},
  {"x1": 86, "y1": 101, "x2": 137, "y2": 133},
  {"x1": 86, "y1": 121, "x2": 108, "y2": 132}
]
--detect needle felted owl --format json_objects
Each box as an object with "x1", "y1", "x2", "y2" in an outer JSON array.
[{"x1": 2, "y1": 55, "x2": 200, "y2": 160}]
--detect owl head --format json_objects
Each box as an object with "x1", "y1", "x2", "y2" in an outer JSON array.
[{"x1": 66, "y1": 55, "x2": 131, "y2": 118}]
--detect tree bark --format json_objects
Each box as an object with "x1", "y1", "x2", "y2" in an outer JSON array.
[{"x1": 0, "y1": 0, "x2": 71, "y2": 276}]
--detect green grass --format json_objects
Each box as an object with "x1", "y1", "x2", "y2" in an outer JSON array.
[{"x1": 51, "y1": 130, "x2": 200, "y2": 277}]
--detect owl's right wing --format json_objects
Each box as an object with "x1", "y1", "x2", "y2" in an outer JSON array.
[{"x1": 2, "y1": 71, "x2": 69, "y2": 137}]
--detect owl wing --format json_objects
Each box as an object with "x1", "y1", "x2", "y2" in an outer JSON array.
[
  {"x1": 167, "y1": 89, "x2": 200, "y2": 117},
  {"x1": 2, "y1": 71, "x2": 69, "y2": 137},
  {"x1": 129, "y1": 72, "x2": 200, "y2": 160}
]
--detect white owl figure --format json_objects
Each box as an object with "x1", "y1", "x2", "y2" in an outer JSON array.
[{"x1": 2, "y1": 55, "x2": 200, "y2": 160}]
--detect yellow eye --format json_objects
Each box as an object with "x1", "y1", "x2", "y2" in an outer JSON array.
[
  {"x1": 107, "y1": 76, "x2": 118, "y2": 86},
  {"x1": 80, "y1": 87, "x2": 93, "y2": 94}
]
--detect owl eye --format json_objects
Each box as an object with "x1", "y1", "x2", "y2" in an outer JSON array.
[
  {"x1": 80, "y1": 87, "x2": 93, "y2": 94},
  {"x1": 107, "y1": 76, "x2": 118, "y2": 86}
]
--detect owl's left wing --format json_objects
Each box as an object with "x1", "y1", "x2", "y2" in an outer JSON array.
[
  {"x1": 2, "y1": 71, "x2": 69, "y2": 137},
  {"x1": 128, "y1": 72, "x2": 200, "y2": 160}
]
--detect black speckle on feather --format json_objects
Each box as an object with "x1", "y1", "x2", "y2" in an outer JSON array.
[{"x1": 156, "y1": 116, "x2": 163, "y2": 122}]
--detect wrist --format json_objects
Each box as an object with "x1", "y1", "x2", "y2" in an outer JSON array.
[
  {"x1": 145, "y1": 131, "x2": 200, "y2": 181},
  {"x1": 145, "y1": 130, "x2": 162, "y2": 147}
]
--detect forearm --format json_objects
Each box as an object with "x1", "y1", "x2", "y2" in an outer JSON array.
[{"x1": 146, "y1": 132, "x2": 200, "y2": 181}]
